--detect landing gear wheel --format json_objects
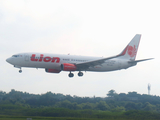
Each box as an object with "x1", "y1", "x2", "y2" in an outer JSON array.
[
  {"x1": 68, "y1": 72, "x2": 74, "y2": 77},
  {"x1": 78, "y1": 71, "x2": 83, "y2": 77},
  {"x1": 19, "y1": 69, "x2": 22, "y2": 73}
]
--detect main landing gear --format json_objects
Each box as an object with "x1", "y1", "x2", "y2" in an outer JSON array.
[
  {"x1": 68, "y1": 72, "x2": 74, "y2": 77},
  {"x1": 78, "y1": 71, "x2": 83, "y2": 77},
  {"x1": 68, "y1": 71, "x2": 83, "y2": 78}
]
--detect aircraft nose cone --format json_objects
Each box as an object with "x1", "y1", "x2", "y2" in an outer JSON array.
[{"x1": 6, "y1": 58, "x2": 12, "y2": 64}]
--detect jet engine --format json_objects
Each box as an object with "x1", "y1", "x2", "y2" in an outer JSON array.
[
  {"x1": 61, "y1": 63, "x2": 77, "y2": 71},
  {"x1": 45, "y1": 69, "x2": 61, "y2": 73}
]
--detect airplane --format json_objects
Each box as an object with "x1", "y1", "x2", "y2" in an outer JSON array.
[{"x1": 6, "y1": 34, "x2": 153, "y2": 78}]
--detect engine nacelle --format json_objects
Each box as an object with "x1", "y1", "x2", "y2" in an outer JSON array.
[
  {"x1": 61, "y1": 63, "x2": 77, "y2": 71},
  {"x1": 45, "y1": 69, "x2": 61, "y2": 73}
]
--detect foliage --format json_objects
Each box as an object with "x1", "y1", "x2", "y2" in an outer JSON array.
[
  {"x1": 107, "y1": 89, "x2": 117, "y2": 97},
  {"x1": 0, "y1": 89, "x2": 160, "y2": 119}
]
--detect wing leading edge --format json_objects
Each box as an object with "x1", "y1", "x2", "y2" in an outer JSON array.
[{"x1": 76, "y1": 55, "x2": 119, "y2": 71}]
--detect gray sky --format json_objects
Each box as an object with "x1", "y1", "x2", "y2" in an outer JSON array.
[{"x1": 0, "y1": 0, "x2": 159, "y2": 97}]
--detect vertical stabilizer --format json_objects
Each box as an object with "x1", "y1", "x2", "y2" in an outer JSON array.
[{"x1": 118, "y1": 34, "x2": 141, "y2": 60}]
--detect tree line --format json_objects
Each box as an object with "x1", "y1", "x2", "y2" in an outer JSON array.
[
  {"x1": 0, "y1": 89, "x2": 160, "y2": 112},
  {"x1": 1, "y1": 89, "x2": 160, "y2": 119}
]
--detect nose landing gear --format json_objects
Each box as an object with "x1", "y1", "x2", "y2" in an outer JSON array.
[{"x1": 19, "y1": 69, "x2": 22, "y2": 73}]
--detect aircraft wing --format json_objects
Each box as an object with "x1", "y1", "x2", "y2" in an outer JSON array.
[
  {"x1": 75, "y1": 48, "x2": 129, "y2": 71},
  {"x1": 76, "y1": 57, "x2": 154, "y2": 71},
  {"x1": 75, "y1": 55, "x2": 119, "y2": 71}
]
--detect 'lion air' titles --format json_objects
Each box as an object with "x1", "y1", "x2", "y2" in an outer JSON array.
[{"x1": 31, "y1": 54, "x2": 60, "y2": 63}]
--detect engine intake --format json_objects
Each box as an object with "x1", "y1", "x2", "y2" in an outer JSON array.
[{"x1": 61, "y1": 63, "x2": 77, "y2": 71}]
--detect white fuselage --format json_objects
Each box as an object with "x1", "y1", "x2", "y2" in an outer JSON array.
[{"x1": 6, "y1": 53, "x2": 134, "y2": 72}]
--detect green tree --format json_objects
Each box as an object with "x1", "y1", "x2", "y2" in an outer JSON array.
[
  {"x1": 125, "y1": 102, "x2": 137, "y2": 110},
  {"x1": 143, "y1": 102, "x2": 156, "y2": 111},
  {"x1": 82, "y1": 102, "x2": 94, "y2": 109},
  {"x1": 107, "y1": 90, "x2": 117, "y2": 97},
  {"x1": 60, "y1": 100, "x2": 73, "y2": 109},
  {"x1": 96, "y1": 101, "x2": 110, "y2": 111},
  {"x1": 111, "y1": 106, "x2": 125, "y2": 112}
]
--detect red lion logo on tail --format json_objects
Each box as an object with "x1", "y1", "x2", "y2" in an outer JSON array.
[{"x1": 127, "y1": 45, "x2": 137, "y2": 57}]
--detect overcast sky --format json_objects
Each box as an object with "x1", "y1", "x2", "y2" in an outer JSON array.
[{"x1": 0, "y1": 0, "x2": 159, "y2": 97}]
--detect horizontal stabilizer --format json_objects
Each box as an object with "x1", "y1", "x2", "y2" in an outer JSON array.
[{"x1": 128, "y1": 58, "x2": 154, "y2": 63}]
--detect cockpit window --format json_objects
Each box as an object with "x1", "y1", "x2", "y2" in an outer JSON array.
[
  {"x1": 12, "y1": 55, "x2": 19, "y2": 57},
  {"x1": 12, "y1": 54, "x2": 22, "y2": 57}
]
